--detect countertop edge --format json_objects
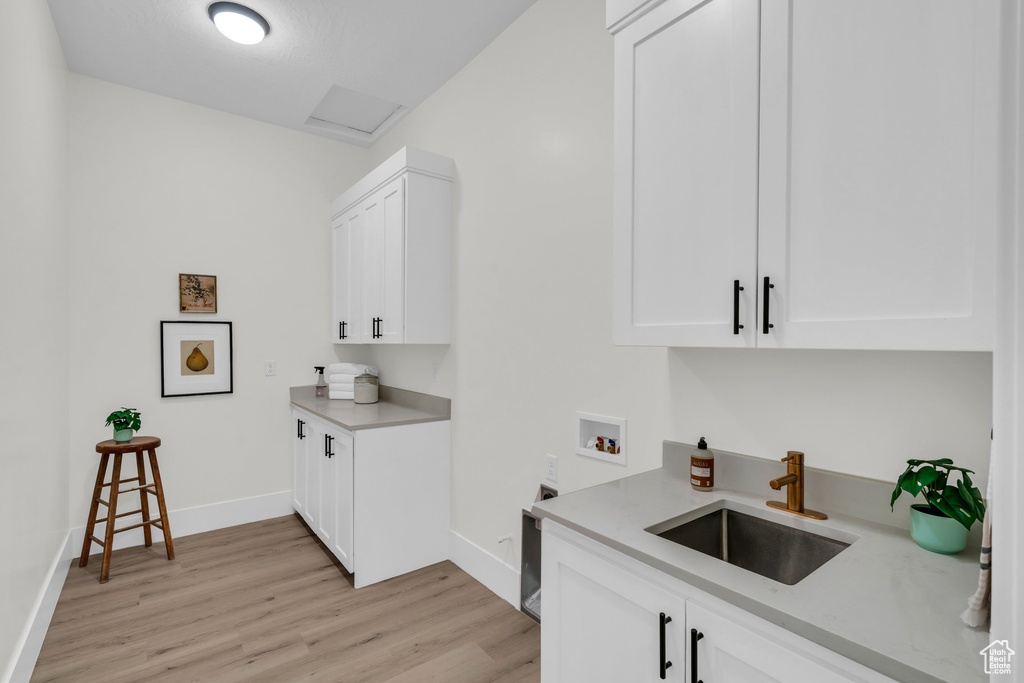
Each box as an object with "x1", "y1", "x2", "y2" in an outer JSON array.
[
  {"x1": 290, "y1": 385, "x2": 451, "y2": 432},
  {"x1": 290, "y1": 399, "x2": 450, "y2": 432}
]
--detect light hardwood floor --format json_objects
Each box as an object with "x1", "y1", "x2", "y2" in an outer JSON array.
[{"x1": 32, "y1": 515, "x2": 540, "y2": 682}]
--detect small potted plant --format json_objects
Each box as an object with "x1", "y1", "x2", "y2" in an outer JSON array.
[
  {"x1": 105, "y1": 407, "x2": 142, "y2": 443},
  {"x1": 890, "y1": 458, "x2": 985, "y2": 554}
]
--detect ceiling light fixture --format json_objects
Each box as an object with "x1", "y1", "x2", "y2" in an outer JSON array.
[{"x1": 208, "y1": 2, "x2": 270, "y2": 45}]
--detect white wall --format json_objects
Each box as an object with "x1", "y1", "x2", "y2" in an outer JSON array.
[
  {"x1": 361, "y1": 0, "x2": 993, "y2": 571},
  {"x1": 0, "y1": 0, "x2": 70, "y2": 678},
  {"x1": 65, "y1": 76, "x2": 366, "y2": 531}
]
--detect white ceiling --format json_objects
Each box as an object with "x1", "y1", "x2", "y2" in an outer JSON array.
[{"x1": 47, "y1": 0, "x2": 536, "y2": 147}]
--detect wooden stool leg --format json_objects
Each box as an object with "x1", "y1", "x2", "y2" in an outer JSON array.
[
  {"x1": 79, "y1": 453, "x2": 109, "y2": 567},
  {"x1": 100, "y1": 454, "x2": 123, "y2": 583},
  {"x1": 148, "y1": 449, "x2": 174, "y2": 561},
  {"x1": 136, "y1": 451, "x2": 153, "y2": 547}
]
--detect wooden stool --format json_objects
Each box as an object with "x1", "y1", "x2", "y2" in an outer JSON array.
[{"x1": 80, "y1": 436, "x2": 174, "y2": 583}]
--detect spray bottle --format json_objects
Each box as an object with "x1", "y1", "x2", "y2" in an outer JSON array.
[{"x1": 314, "y1": 366, "x2": 327, "y2": 398}]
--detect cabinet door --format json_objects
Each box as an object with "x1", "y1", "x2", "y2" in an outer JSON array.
[
  {"x1": 307, "y1": 420, "x2": 354, "y2": 572},
  {"x1": 312, "y1": 422, "x2": 334, "y2": 547},
  {"x1": 613, "y1": 0, "x2": 759, "y2": 347},
  {"x1": 362, "y1": 177, "x2": 406, "y2": 343},
  {"x1": 334, "y1": 207, "x2": 369, "y2": 344},
  {"x1": 332, "y1": 219, "x2": 352, "y2": 343},
  {"x1": 542, "y1": 528, "x2": 688, "y2": 682},
  {"x1": 687, "y1": 601, "x2": 889, "y2": 683},
  {"x1": 291, "y1": 410, "x2": 313, "y2": 526},
  {"x1": 757, "y1": 0, "x2": 998, "y2": 350},
  {"x1": 325, "y1": 427, "x2": 354, "y2": 572}
]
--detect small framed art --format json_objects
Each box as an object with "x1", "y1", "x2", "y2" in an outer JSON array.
[
  {"x1": 160, "y1": 321, "x2": 233, "y2": 397},
  {"x1": 179, "y1": 273, "x2": 217, "y2": 313}
]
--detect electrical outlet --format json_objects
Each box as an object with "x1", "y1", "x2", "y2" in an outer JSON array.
[
  {"x1": 547, "y1": 454, "x2": 558, "y2": 482},
  {"x1": 265, "y1": 360, "x2": 276, "y2": 376}
]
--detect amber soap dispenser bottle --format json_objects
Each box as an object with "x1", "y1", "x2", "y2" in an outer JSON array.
[{"x1": 690, "y1": 437, "x2": 714, "y2": 491}]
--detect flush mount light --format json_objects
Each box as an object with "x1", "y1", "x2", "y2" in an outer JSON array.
[{"x1": 208, "y1": 2, "x2": 270, "y2": 45}]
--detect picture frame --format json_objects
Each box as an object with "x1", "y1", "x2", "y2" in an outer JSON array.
[
  {"x1": 179, "y1": 273, "x2": 217, "y2": 313},
  {"x1": 160, "y1": 321, "x2": 233, "y2": 397}
]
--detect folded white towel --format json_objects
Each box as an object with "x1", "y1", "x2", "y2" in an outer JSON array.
[
  {"x1": 328, "y1": 373, "x2": 358, "y2": 384},
  {"x1": 329, "y1": 383, "x2": 354, "y2": 391},
  {"x1": 327, "y1": 363, "x2": 378, "y2": 377},
  {"x1": 329, "y1": 391, "x2": 354, "y2": 400}
]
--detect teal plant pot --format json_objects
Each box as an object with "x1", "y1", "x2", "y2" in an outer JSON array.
[
  {"x1": 910, "y1": 504, "x2": 967, "y2": 554},
  {"x1": 113, "y1": 429, "x2": 134, "y2": 443}
]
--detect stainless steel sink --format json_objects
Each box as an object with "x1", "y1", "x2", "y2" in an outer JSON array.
[{"x1": 646, "y1": 503, "x2": 853, "y2": 585}]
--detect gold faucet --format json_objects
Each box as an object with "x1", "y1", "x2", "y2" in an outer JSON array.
[{"x1": 767, "y1": 451, "x2": 828, "y2": 520}]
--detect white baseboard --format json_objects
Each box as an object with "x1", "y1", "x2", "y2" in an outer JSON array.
[
  {"x1": 448, "y1": 530, "x2": 520, "y2": 608},
  {"x1": 69, "y1": 490, "x2": 294, "y2": 559},
  {"x1": 6, "y1": 532, "x2": 73, "y2": 683}
]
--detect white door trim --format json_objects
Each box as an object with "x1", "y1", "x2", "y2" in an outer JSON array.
[{"x1": 991, "y1": 0, "x2": 1023, "y2": 655}]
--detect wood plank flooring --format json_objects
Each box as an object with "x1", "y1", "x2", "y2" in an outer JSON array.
[{"x1": 32, "y1": 514, "x2": 540, "y2": 682}]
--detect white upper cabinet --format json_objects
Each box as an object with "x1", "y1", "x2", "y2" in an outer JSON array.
[
  {"x1": 332, "y1": 147, "x2": 452, "y2": 345},
  {"x1": 611, "y1": 0, "x2": 998, "y2": 351},
  {"x1": 613, "y1": 0, "x2": 760, "y2": 347}
]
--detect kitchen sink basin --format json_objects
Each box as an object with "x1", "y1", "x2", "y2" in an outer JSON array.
[{"x1": 646, "y1": 503, "x2": 853, "y2": 585}]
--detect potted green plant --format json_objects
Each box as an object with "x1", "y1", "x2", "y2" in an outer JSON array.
[
  {"x1": 105, "y1": 407, "x2": 142, "y2": 443},
  {"x1": 890, "y1": 458, "x2": 985, "y2": 554}
]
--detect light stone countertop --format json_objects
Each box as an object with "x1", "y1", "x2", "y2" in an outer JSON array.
[
  {"x1": 290, "y1": 385, "x2": 450, "y2": 431},
  {"x1": 531, "y1": 442, "x2": 990, "y2": 683}
]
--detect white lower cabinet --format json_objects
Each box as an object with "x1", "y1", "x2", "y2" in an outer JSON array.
[
  {"x1": 542, "y1": 521, "x2": 893, "y2": 683},
  {"x1": 542, "y1": 522, "x2": 688, "y2": 681},
  {"x1": 290, "y1": 407, "x2": 450, "y2": 588},
  {"x1": 313, "y1": 420, "x2": 354, "y2": 571},
  {"x1": 291, "y1": 409, "x2": 314, "y2": 528}
]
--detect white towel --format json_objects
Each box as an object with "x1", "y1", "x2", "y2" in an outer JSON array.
[
  {"x1": 961, "y1": 445, "x2": 993, "y2": 627},
  {"x1": 328, "y1": 373, "x2": 358, "y2": 384},
  {"x1": 329, "y1": 391, "x2": 354, "y2": 400},
  {"x1": 329, "y1": 383, "x2": 354, "y2": 392},
  {"x1": 327, "y1": 363, "x2": 378, "y2": 377}
]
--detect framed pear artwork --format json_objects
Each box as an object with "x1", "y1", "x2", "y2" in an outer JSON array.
[{"x1": 160, "y1": 321, "x2": 233, "y2": 397}]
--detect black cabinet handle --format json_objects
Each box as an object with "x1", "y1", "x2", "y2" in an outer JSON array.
[
  {"x1": 327, "y1": 435, "x2": 334, "y2": 458},
  {"x1": 324, "y1": 434, "x2": 328, "y2": 458},
  {"x1": 733, "y1": 280, "x2": 744, "y2": 335},
  {"x1": 762, "y1": 276, "x2": 775, "y2": 334},
  {"x1": 691, "y1": 629, "x2": 704, "y2": 683},
  {"x1": 339, "y1": 321, "x2": 347, "y2": 340},
  {"x1": 297, "y1": 419, "x2": 305, "y2": 440},
  {"x1": 371, "y1": 317, "x2": 383, "y2": 339},
  {"x1": 660, "y1": 613, "x2": 673, "y2": 679}
]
